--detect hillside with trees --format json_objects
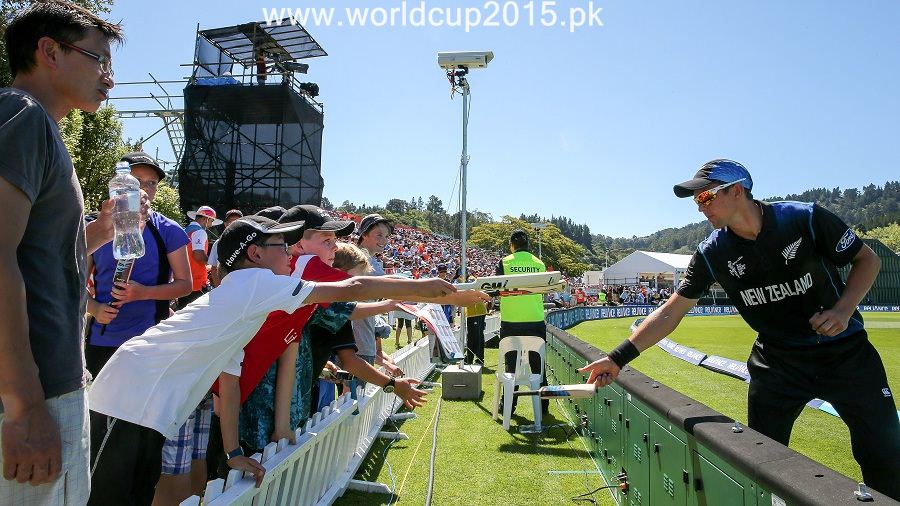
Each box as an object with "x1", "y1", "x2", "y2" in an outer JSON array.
[
  {"x1": 588, "y1": 181, "x2": 900, "y2": 261},
  {"x1": 326, "y1": 180, "x2": 899, "y2": 275}
]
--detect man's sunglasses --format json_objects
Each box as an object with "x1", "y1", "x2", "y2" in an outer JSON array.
[
  {"x1": 693, "y1": 178, "x2": 747, "y2": 206},
  {"x1": 55, "y1": 39, "x2": 114, "y2": 77}
]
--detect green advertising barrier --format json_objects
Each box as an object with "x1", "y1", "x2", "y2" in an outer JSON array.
[{"x1": 544, "y1": 321, "x2": 898, "y2": 505}]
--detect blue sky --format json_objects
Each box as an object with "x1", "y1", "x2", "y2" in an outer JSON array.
[{"x1": 107, "y1": 1, "x2": 900, "y2": 237}]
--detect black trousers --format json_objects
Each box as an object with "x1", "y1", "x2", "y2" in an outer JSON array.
[
  {"x1": 747, "y1": 331, "x2": 900, "y2": 500},
  {"x1": 465, "y1": 315, "x2": 486, "y2": 365},
  {"x1": 500, "y1": 321, "x2": 549, "y2": 413},
  {"x1": 88, "y1": 414, "x2": 165, "y2": 506},
  {"x1": 206, "y1": 414, "x2": 227, "y2": 481},
  {"x1": 85, "y1": 343, "x2": 118, "y2": 379}
]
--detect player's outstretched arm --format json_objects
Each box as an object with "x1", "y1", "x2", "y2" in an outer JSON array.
[
  {"x1": 579, "y1": 293, "x2": 697, "y2": 387},
  {"x1": 305, "y1": 277, "x2": 488, "y2": 306}
]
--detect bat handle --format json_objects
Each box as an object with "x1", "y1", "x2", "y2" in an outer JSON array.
[{"x1": 98, "y1": 296, "x2": 122, "y2": 336}]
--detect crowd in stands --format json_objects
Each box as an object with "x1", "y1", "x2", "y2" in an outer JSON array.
[
  {"x1": 548, "y1": 284, "x2": 672, "y2": 308},
  {"x1": 330, "y1": 214, "x2": 504, "y2": 280}
]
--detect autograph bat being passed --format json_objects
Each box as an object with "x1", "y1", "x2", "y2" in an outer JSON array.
[{"x1": 455, "y1": 271, "x2": 567, "y2": 297}]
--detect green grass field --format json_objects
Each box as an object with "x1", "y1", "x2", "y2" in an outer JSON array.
[
  {"x1": 334, "y1": 314, "x2": 897, "y2": 503},
  {"x1": 336, "y1": 338, "x2": 616, "y2": 505},
  {"x1": 568, "y1": 312, "x2": 900, "y2": 482}
]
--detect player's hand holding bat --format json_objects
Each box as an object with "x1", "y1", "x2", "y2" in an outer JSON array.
[{"x1": 578, "y1": 357, "x2": 620, "y2": 388}]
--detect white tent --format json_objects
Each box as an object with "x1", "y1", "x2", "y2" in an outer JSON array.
[
  {"x1": 583, "y1": 270, "x2": 603, "y2": 286},
  {"x1": 601, "y1": 250, "x2": 692, "y2": 287}
]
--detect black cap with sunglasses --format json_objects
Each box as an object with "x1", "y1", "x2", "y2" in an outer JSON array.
[{"x1": 217, "y1": 216, "x2": 305, "y2": 269}]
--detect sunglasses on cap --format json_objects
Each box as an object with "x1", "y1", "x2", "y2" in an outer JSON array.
[{"x1": 693, "y1": 178, "x2": 746, "y2": 206}]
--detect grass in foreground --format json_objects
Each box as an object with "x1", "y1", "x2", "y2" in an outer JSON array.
[
  {"x1": 568, "y1": 312, "x2": 900, "y2": 482},
  {"x1": 336, "y1": 346, "x2": 618, "y2": 506}
]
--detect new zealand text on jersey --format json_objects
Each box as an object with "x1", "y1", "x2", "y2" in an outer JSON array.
[{"x1": 739, "y1": 273, "x2": 813, "y2": 307}]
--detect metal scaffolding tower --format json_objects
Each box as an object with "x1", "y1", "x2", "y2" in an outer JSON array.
[{"x1": 108, "y1": 18, "x2": 328, "y2": 215}]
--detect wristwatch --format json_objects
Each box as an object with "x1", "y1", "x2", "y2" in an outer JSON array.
[
  {"x1": 226, "y1": 447, "x2": 243, "y2": 461},
  {"x1": 383, "y1": 378, "x2": 396, "y2": 394}
]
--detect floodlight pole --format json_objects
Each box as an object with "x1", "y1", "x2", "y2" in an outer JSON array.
[
  {"x1": 458, "y1": 75, "x2": 470, "y2": 353},
  {"x1": 459, "y1": 77, "x2": 470, "y2": 282},
  {"x1": 530, "y1": 222, "x2": 548, "y2": 259},
  {"x1": 442, "y1": 53, "x2": 492, "y2": 362}
]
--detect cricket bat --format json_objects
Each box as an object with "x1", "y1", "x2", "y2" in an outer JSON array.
[
  {"x1": 99, "y1": 258, "x2": 135, "y2": 335},
  {"x1": 513, "y1": 384, "x2": 597, "y2": 399},
  {"x1": 456, "y1": 271, "x2": 566, "y2": 296}
]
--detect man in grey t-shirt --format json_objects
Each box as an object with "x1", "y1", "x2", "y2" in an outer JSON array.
[{"x1": 0, "y1": 4, "x2": 122, "y2": 503}]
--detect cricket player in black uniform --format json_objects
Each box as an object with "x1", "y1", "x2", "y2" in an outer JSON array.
[{"x1": 579, "y1": 159, "x2": 899, "y2": 499}]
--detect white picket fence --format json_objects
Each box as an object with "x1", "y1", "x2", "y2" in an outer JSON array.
[{"x1": 181, "y1": 314, "x2": 499, "y2": 506}]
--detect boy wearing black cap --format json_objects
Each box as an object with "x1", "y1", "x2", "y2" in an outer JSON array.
[
  {"x1": 581, "y1": 159, "x2": 899, "y2": 500},
  {"x1": 88, "y1": 215, "x2": 488, "y2": 495},
  {"x1": 283, "y1": 205, "x2": 356, "y2": 267}
]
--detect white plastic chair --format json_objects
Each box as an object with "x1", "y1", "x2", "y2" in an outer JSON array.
[{"x1": 492, "y1": 336, "x2": 546, "y2": 431}]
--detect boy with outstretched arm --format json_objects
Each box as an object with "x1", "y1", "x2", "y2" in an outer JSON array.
[{"x1": 88, "y1": 215, "x2": 488, "y2": 494}]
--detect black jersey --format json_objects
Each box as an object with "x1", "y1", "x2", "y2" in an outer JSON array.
[{"x1": 677, "y1": 201, "x2": 865, "y2": 346}]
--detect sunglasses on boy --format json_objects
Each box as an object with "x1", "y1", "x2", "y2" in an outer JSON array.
[
  {"x1": 693, "y1": 178, "x2": 746, "y2": 206},
  {"x1": 256, "y1": 242, "x2": 289, "y2": 254}
]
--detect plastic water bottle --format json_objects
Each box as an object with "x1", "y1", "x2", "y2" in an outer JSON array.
[{"x1": 108, "y1": 162, "x2": 145, "y2": 260}]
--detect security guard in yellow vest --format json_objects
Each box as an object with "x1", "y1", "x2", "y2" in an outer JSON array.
[{"x1": 495, "y1": 229, "x2": 549, "y2": 413}]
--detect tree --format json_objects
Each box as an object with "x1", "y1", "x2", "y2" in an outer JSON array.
[
  {"x1": 60, "y1": 106, "x2": 125, "y2": 212},
  {"x1": 470, "y1": 217, "x2": 590, "y2": 276},
  {"x1": 426, "y1": 195, "x2": 444, "y2": 214},
  {"x1": 861, "y1": 223, "x2": 900, "y2": 253},
  {"x1": 57, "y1": 103, "x2": 182, "y2": 221},
  {"x1": 385, "y1": 198, "x2": 408, "y2": 215},
  {"x1": 321, "y1": 196, "x2": 334, "y2": 211},
  {"x1": 1, "y1": 0, "x2": 115, "y2": 88},
  {"x1": 151, "y1": 181, "x2": 183, "y2": 225},
  {"x1": 337, "y1": 200, "x2": 356, "y2": 213},
  {"x1": 450, "y1": 209, "x2": 493, "y2": 240}
]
